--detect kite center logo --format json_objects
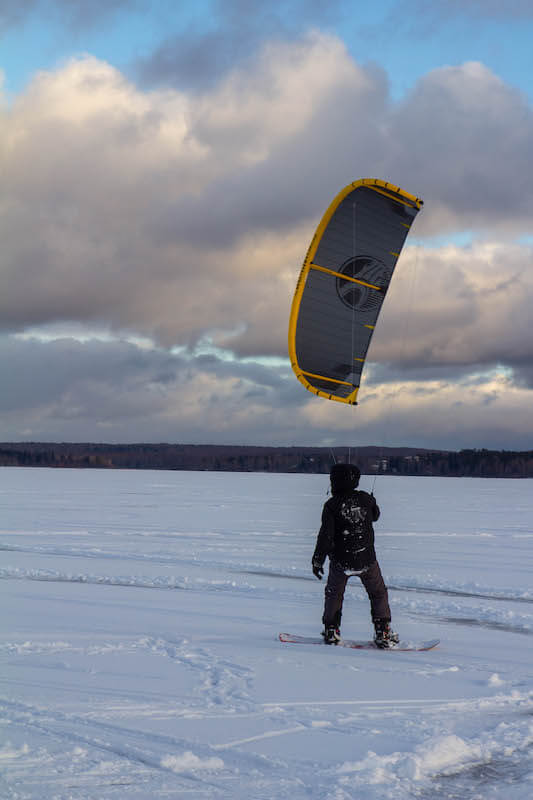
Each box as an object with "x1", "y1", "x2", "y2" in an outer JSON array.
[{"x1": 336, "y1": 255, "x2": 389, "y2": 312}]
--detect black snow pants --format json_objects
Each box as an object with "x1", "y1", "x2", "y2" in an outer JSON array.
[{"x1": 322, "y1": 559, "x2": 391, "y2": 629}]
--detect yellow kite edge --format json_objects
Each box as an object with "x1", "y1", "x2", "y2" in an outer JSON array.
[{"x1": 288, "y1": 178, "x2": 423, "y2": 405}]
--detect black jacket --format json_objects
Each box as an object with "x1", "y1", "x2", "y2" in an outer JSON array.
[{"x1": 312, "y1": 489, "x2": 380, "y2": 572}]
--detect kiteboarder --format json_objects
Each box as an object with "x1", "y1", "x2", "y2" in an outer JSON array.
[{"x1": 311, "y1": 463, "x2": 399, "y2": 647}]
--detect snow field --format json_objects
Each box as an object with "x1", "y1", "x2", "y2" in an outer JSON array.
[{"x1": 0, "y1": 468, "x2": 532, "y2": 799}]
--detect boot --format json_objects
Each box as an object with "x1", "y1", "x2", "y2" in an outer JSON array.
[
  {"x1": 373, "y1": 619, "x2": 399, "y2": 649},
  {"x1": 322, "y1": 626, "x2": 341, "y2": 644}
]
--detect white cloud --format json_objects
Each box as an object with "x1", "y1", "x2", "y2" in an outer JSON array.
[{"x1": 370, "y1": 240, "x2": 533, "y2": 369}]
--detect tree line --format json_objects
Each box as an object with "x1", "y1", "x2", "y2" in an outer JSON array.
[{"x1": 1, "y1": 443, "x2": 533, "y2": 477}]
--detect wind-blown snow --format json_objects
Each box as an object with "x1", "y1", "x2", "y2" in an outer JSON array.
[{"x1": 0, "y1": 468, "x2": 532, "y2": 799}]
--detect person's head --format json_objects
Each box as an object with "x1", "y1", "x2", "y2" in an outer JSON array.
[{"x1": 330, "y1": 463, "x2": 361, "y2": 495}]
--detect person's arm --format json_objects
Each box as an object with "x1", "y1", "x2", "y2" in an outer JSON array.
[
  {"x1": 370, "y1": 493, "x2": 380, "y2": 522},
  {"x1": 311, "y1": 504, "x2": 334, "y2": 578}
]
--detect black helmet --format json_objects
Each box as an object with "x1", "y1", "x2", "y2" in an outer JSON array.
[{"x1": 330, "y1": 463, "x2": 360, "y2": 494}]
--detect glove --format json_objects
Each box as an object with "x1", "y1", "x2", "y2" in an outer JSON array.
[{"x1": 312, "y1": 560, "x2": 324, "y2": 580}]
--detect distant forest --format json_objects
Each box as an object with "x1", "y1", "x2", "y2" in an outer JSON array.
[{"x1": 1, "y1": 442, "x2": 533, "y2": 478}]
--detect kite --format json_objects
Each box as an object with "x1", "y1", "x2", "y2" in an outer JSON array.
[{"x1": 288, "y1": 178, "x2": 423, "y2": 405}]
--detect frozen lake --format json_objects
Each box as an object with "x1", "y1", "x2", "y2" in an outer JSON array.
[{"x1": 1, "y1": 467, "x2": 532, "y2": 799}]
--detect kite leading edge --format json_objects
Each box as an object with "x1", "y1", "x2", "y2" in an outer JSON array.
[{"x1": 288, "y1": 178, "x2": 423, "y2": 405}]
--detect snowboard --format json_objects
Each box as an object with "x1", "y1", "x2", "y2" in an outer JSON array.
[{"x1": 279, "y1": 632, "x2": 440, "y2": 651}]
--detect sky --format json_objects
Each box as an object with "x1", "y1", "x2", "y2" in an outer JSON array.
[{"x1": 1, "y1": 0, "x2": 533, "y2": 450}]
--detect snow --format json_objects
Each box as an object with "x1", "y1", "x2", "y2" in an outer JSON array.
[{"x1": 0, "y1": 467, "x2": 532, "y2": 799}]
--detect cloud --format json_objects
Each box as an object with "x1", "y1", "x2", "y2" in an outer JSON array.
[
  {"x1": 368, "y1": 240, "x2": 533, "y2": 371},
  {"x1": 389, "y1": 62, "x2": 533, "y2": 235},
  {"x1": 0, "y1": 334, "x2": 300, "y2": 443},
  {"x1": 0, "y1": 0, "x2": 138, "y2": 31},
  {"x1": 1, "y1": 334, "x2": 531, "y2": 449},
  {"x1": 402, "y1": 0, "x2": 533, "y2": 23},
  {"x1": 0, "y1": 1, "x2": 37, "y2": 29},
  {"x1": 62, "y1": 0, "x2": 142, "y2": 29},
  {"x1": 0, "y1": 36, "x2": 384, "y2": 351},
  {"x1": 136, "y1": 0, "x2": 346, "y2": 90},
  {"x1": 301, "y1": 369, "x2": 533, "y2": 451},
  {"x1": 376, "y1": 0, "x2": 533, "y2": 39},
  {"x1": 3, "y1": 42, "x2": 533, "y2": 356},
  {"x1": 2, "y1": 34, "x2": 533, "y2": 445}
]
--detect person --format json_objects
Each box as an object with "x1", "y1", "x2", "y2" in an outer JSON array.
[{"x1": 311, "y1": 463, "x2": 399, "y2": 648}]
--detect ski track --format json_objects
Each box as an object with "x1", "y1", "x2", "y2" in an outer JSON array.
[
  {"x1": 3, "y1": 689, "x2": 532, "y2": 800},
  {"x1": 0, "y1": 696, "x2": 283, "y2": 800},
  {"x1": 2, "y1": 563, "x2": 532, "y2": 639},
  {"x1": 2, "y1": 540, "x2": 532, "y2": 603},
  {"x1": 1, "y1": 470, "x2": 533, "y2": 799},
  {"x1": 145, "y1": 635, "x2": 255, "y2": 710}
]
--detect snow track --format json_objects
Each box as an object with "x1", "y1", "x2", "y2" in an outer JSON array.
[{"x1": 1, "y1": 468, "x2": 533, "y2": 799}]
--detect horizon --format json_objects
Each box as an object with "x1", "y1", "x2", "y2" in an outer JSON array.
[{"x1": 2, "y1": 439, "x2": 533, "y2": 455}]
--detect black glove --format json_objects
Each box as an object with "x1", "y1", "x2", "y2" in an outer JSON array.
[{"x1": 312, "y1": 560, "x2": 324, "y2": 580}]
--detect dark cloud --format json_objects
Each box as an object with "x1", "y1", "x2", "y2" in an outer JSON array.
[
  {"x1": 0, "y1": 1, "x2": 37, "y2": 29},
  {"x1": 63, "y1": 0, "x2": 142, "y2": 28},
  {"x1": 372, "y1": 0, "x2": 533, "y2": 39},
  {"x1": 510, "y1": 360, "x2": 533, "y2": 389},
  {"x1": 404, "y1": 0, "x2": 533, "y2": 23},
  {"x1": 1, "y1": 334, "x2": 532, "y2": 449},
  {"x1": 0, "y1": 335, "x2": 303, "y2": 443},
  {"x1": 0, "y1": 0, "x2": 139, "y2": 31},
  {"x1": 136, "y1": 0, "x2": 346, "y2": 90},
  {"x1": 363, "y1": 362, "x2": 488, "y2": 386},
  {"x1": 387, "y1": 63, "x2": 533, "y2": 234}
]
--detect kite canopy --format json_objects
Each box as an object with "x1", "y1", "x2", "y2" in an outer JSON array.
[{"x1": 288, "y1": 178, "x2": 423, "y2": 405}]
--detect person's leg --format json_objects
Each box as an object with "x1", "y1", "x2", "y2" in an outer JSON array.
[
  {"x1": 360, "y1": 561, "x2": 399, "y2": 646},
  {"x1": 322, "y1": 561, "x2": 349, "y2": 630},
  {"x1": 359, "y1": 561, "x2": 391, "y2": 623}
]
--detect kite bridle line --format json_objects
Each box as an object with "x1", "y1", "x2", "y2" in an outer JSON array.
[
  {"x1": 348, "y1": 198, "x2": 358, "y2": 465},
  {"x1": 369, "y1": 240, "x2": 421, "y2": 496}
]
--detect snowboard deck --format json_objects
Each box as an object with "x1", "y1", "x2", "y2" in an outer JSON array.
[{"x1": 279, "y1": 632, "x2": 440, "y2": 651}]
